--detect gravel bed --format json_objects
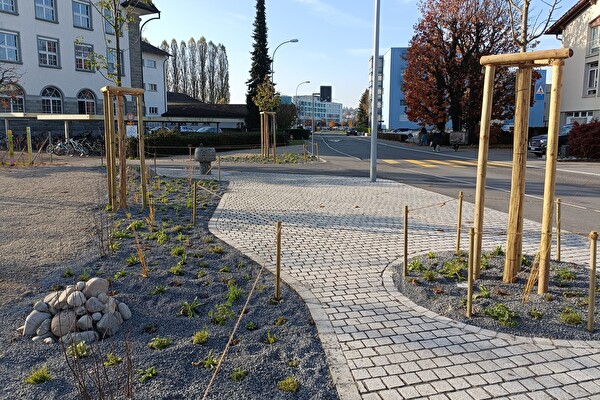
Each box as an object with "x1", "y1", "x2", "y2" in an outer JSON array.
[
  {"x1": 393, "y1": 249, "x2": 600, "y2": 341},
  {"x1": 0, "y1": 161, "x2": 339, "y2": 399}
]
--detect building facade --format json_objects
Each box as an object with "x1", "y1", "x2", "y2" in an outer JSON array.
[
  {"x1": 0, "y1": 0, "x2": 164, "y2": 135},
  {"x1": 546, "y1": 0, "x2": 599, "y2": 125},
  {"x1": 294, "y1": 95, "x2": 342, "y2": 127}
]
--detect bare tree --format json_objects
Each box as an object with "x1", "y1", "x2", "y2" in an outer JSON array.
[
  {"x1": 187, "y1": 38, "x2": 198, "y2": 99},
  {"x1": 206, "y1": 41, "x2": 217, "y2": 103},
  {"x1": 216, "y1": 44, "x2": 230, "y2": 103},
  {"x1": 505, "y1": 0, "x2": 561, "y2": 52},
  {"x1": 169, "y1": 39, "x2": 180, "y2": 92},
  {"x1": 160, "y1": 40, "x2": 171, "y2": 91},
  {"x1": 197, "y1": 37, "x2": 208, "y2": 102},
  {"x1": 178, "y1": 40, "x2": 189, "y2": 95}
]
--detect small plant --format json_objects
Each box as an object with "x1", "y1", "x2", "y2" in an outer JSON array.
[
  {"x1": 169, "y1": 263, "x2": 183, "y2": 276},
  {"x1": 63, "y1": 268, "x2": 74, "y2": 278},
  {"x1": 156, "y1": 230, "x2": 168, "y2": 245},
  {"x1": 113, "y1": 269, "x2": 128, "y2": 280},
  {"x1": 440, "y1": 258, "x2": 467, "y2": 281},
  {"x1": 78, "y1": 269, "x2": 91, "y2": 282},
  {"x1": 226, "y1": 283, "x2": 244, "y2": 304},
  {"x1": 112, "y1": 229, "x2": 133, "y2": 239},
  {"x1": 198, "y1": 261, "x2": 209, "y2": 268},
  {"x1": 103, "y1": 353, "x2": 123, "y2": 367},
  {"x1": 197, "y1": 270, "x2": 207, "y2": 279},
  {"x1": 559, "y1": 306, "x2": 582, "y2": 325},
  {"x1": 143, "y1": 324, "x2": 158, "y2": 333},
  {"x1": 236, "y1": 262, "x2": 245, "y2": 269},
  {"x1": 432, "y1": 286, "x2": 444, "y2": 294},
  {"x1": 274, "y1": 316, "x2": 287, "y2": 326},
  {"x1": 209, "y1": 245, "x2": 224, "y2": 254},
  {"x1": 148, "y1": 336, "x2": 172, "y2": 350},
  {"x1": 529, "y1": 308, "x2": 543, "y2": 320},
  {"x1": 288, "y1": 359, "x2": 300, "y2": 368},
  {"x1": 422, "y1": 270, "x2": 437, "y2": 282},
  {"x1": 202, "y1": 235, "x2": 215, "y2": 243},
  {"x1": 24, "y1": 366, "x2": 51, "y2": 384},
  {"x1": 408, "y1": 258, "x2": 424, "y2": 272},
  {"x1": 491, "y1": 245, "x2": 504, "y2": 256},
  {"x1": 179, "y1": 297, "x2": 203, "y2": 318},
  {"x1": 125, "y1": 255, "x2": 139, "y2": 267},
  {"x1": 563, "y1": 290, "x2": 582, "y2": 298},
  {"x1": 219, "y1": 266, "x2": 231, "y2": 273},
  {"x1": 170, "y1": 245, "x2": 186, "y2": 257},
  {"x1": 544, "y1": 293, "x2": 555, "y2": 301},
  {"x1": 230, "y1": 368, "x2": 247, "y2": 382},
  {"x1": 277, "y1": 376, "x2": 299, "y2": 392},
  {"x1": 66, "y1": 340, "x2": 89, "y2": 359},
  {"x1": 555, "y1": 267, "x2": 575, "y2": 287},
  {"x1": 128, "y1": 220, "x2": 144, "y2": 230},
  {"x1": 480, "y1": 255, "x2": 489, "y2": 270},
  {"x1": 427, "y1": 251, "x2": 436, "y2": 259},
  {"x1": 209, "y1": 304, "x2": 234, "y2": 325},
  {"x1": 202, "y1": 351, "x2": 218, "y2": 369},
  {"x1": 148, "y1": 285, "x2": 167, "y2": 295},
  {"x1": 473, "y1": 285, "x2": 490, "y2": 300},
  {"x1": 521, "y1": 255, "x2": 532, "y2": 267},
  {"x1": 192, "y1": 329, "x2": 209, "y2": 345},
  {"x1": 483, "y1": 303, "x2": 518, "y2": 327},
  {"x1": 245, "y1": 321, "x2": 258, "y2": 331},
  {"x1": 137, "y1": 366, "x2": 157, "y2": 383},
  {"x1": 265, "y1": 330, "x2": 277, "y2": 344}
]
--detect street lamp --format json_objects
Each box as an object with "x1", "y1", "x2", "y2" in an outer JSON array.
[
  {"x1": 311, "y1": 92, "x2": 320, "y2": 156},
  {"x1": 295, "y1": 80, "x2": 310, "y2": 128},
  {"x1": 370, "y1": 0, "x2": 380, "y2": 182},
  {"x1": 271, "y1": 39, "x2": 298, "y2": 83}
]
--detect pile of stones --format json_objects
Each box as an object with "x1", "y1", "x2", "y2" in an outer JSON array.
[{"x1": 18, "y1": 277, "x2": 132, "y2": 345}]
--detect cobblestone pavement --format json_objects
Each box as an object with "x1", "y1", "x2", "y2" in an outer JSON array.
[{"x1": 175, "y1": 166, "x2": 599, "y2": 400}]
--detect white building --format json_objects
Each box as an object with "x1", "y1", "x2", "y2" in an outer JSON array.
[
  {"x1": 0, "y1": 0, "x2": 166, "y2": 134},
  {"x1": 294, "y1": 95, "x2": 342, "y2": 127},
  {"x1": 546, "y1": 0, "x2": 599, "y2": 125}
]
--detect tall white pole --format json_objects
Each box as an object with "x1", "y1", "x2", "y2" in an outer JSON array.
[{"x1": 370, "y1": 0, "x2": 381, "y2": 182}]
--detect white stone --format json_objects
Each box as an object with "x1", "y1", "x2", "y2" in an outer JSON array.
[
  {"x1": 51, "y1": 311, "x2": 77, "y2": 337},
  {"x1": 43, "y1": 337, "x2": 55, "y2": 344},
  {"x1": 16, "y1": 325, "x2": 24, "y2": 335},
  {"x1": 115, "y1": 311, "x2": 123, "y2": 325},
  {"x1": 75, "y1": 281, "x2": 86, "y2": 291},
  {"x1": 23, "y1": 310, "x2": 52, "y2": 336},
  {"x1": 77, "y1": 315, "x2": 94, "y2": 331},
  {"x1": 43, "y1": 292, "x2": 60, "y2": 307},
  {"x1": 106, "y1": 297, "x2": 117, "y2": 314},
  {"x1": 57, "y1": 286, "x2": 75, "y2": 305},
  {"x1": 85, "y1": 297, "x2": 105, "y2": 313},
  {"x1": 32, "y1": 333, "x2": 52, "y2": 342},
  {"x1": 83, "y1": 277, "x2": 109, "y2": 298},
  {"x1": 33, "y1": 301, "x2": 48, "y2": 313},
  {"x1": 117, "y1": 302, "x2": 132, "y2": 320},
  {"x1": 91, "y1": 312, "x2": 102, "y2": 322},
  {"x1": 67, "y1": 291, "x2": 86, "y2": 307},
  {"x1": 97, "y1": 292, "x2": 109, "y2": 304},
  {"x1": 96, "y1": 313, "x2": 120, "y2": 337},
  {"x1": 36, "y1": 318, "x2": 51, "y2": 336}
]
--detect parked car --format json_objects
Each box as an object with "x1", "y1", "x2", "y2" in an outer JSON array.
[
  {"x1": 528, "y1": 124, "x2": 573, "y2": 158},
  {"x1": 196, "y1": 126, "x2": 223, "y2": 133},
  {"x1": 177, "y1": 126, "x2": 197, "y2": 134},
  {"x1": 346, "y1": 128, "x2": 358, "y2": 136}
]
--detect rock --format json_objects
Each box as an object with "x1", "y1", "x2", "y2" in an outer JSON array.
[
  {"x1": 16, "y1": 325, "x2": 24, "y2": 335},
  {"x1": 77, "y1": 315, "x2": 94, "y2": 331},
  {"x1": 43, "y1": 337, "x2": 55, "y2": 344},
  {"x1": 23, "y1": 310, "x2": 52, "y2": 336},
  {"x1": 61, "y1": 331, "x2": 99, "y2": 345},
  {"x1": 115, "y1": 311, "x2": 123, "y2": 325},
  {"x1": 36, "y1": 318, "x2": 51, "y2": 336},
  {"x1": 51, "y1": 311, "x2": 77, "y2": 337},
  {"x1": 57, "y1": 285, "x2": 75, "y2": 307},
  {"x1": 97, "y1": 292, "x2": 109, "y2": 304},
  {"x1": 85, "y1": 297, "x2": 105, "y2": 313},
  {"x1": 106, "y1": 297, "x2": 117, "y2": 314},
  {"x1": 43, "y1": 292, "x2": 60, "y2": 307},
  {"x1": 33, "y1": 301, "x2": 49, "y2": 313},
  {"x1": 32, "y1": 333, "x2": 52, "y2": 342},
  {"x1": 96, "y1": 313, "x2": 120, "y2": 337},
  {"x1": 67, "y1": 291, "x2": 86, "y2": 307},
  {"x1": 83, "y1": 278, "x2": 109, "y2": 298},
  {"x1": 75, "y1": 281, "x2": 86, "y2": 291},
  {"x1": 48, "y1": 305, "x2": 57, "y2": 315},
  {"x1": 117, "y1": 302, "x2": 132, "y2": 320},
  {"x1": 75, "y1": 306, "x2": 87, "y2": 316},
  {"x1": 91, "y1": 312, "x2": 102, "y2": 322}
]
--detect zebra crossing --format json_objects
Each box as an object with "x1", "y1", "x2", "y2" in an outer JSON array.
[{"x1": 383, "y1": 158, "x2": 512, "y2": 169}]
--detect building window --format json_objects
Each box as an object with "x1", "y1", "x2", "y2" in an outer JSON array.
[
  {"x1": 147, "y1": 83, "x2": 157, "y2": 91},
  {"x1": 0, "y1": 31, "x2": 19, "y2": 62},
  {"x1": 0, "y1": 0, "x2": 16, "y2": 13},
  {"x1": 38, "y1": 37, "x2": 59, "y2": 67},
  {"x1": 589, "y1": 25, "x2": 599, "y2": 55},
  {"x1": 72, "y1": 1, "x2": 91, "y2": 29},
  {"x1": 585, "y1": 61, "x2": 598, "y2": 96},
  {"x1": 41, "y1": 86, "x2": 62, "y2": 113},
  {"x1": 107, "y1": 48, "x2": 124, "y2": 75},
  {"x1": 144, "y1": 59, "x2": 156, "y2": 68},
  {"x1": 0, "y1": 84, "x2": 24, "y2": 112},
  {"x1": 104, "y1": 9, "x2": 115, "y2": 35},
  {"x1": 148, "y1": 106, "x2": 158, "y2": 115},
  {"x1": 35, "y1": 0, "x2": 57, "y2": 22},
  {"x1": 75, "y1": 43, "x2": 93, "y2": 71},
  {"x1": 77, "y1": 89, "x2": 96, "y2": 114}
]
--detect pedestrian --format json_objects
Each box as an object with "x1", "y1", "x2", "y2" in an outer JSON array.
[
  {"x1": 419, "y1": 127, "x2": 428, "y2": 146},
  {"x1": 431, "y1": 130, "x2": 442, "y2": 152}
]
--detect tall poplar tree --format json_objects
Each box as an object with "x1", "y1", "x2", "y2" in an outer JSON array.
[{"x1": 246, "y1": 0, "x2": 271, "y2": 130}]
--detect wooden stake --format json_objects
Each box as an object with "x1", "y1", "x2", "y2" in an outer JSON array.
[
  {"x1": 473, "y1": 65, "x2": 496, "y2": 279},
  {"x1": 456, "y1": 191, "x2": 463, "y2": 255},
  {"x1": 192, "y1": 180, "x2": 197, "y2": 226},
  {"x1": 217, "y1": 156, "x2": 221, "y2": 181},
  {"x1": 117, "y1": 95, "x2": 127, "y2": 210},
  {"x1": 538, "y1": 60, "x2": 566, "y2": 294},
  {"x1": 467, "y1": 228, "x2": 475, "y2": 318},
  {"x1": 275, "y1": 221, "x2": 282, "y2": 300},
  {"x1": 504, "y1": 67, "x2": 532, "y2": 283},
  {"x1": 403, "y1": 205, "x2": 408, "y2": 277},
  {"x1": 136, "y1": 94, "x2": 148, "y2": 208},
  {"x1": 556, "y1": 198, "x2": 561, "y2": 261},
  {"x1": 588, "y1": 231, "x2": 598, "y2": 332},
  {"x1": 315, "y1": 143, "x2": 320, "y2": 161}
]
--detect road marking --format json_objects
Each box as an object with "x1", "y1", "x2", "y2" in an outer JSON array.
[
  {"x1": 405, "y1": 159, "x2": 437, "y2": 168},
  {"x1": 426, "y1": 159, "x2": 467, "y2": 168},
  {"x1": 383, "y1": 159, "x2": 400, "y2": 164}
]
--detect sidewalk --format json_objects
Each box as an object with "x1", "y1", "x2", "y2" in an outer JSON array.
[{"x1": 158, "y1": 166, "x2": 600, "y2": 399}]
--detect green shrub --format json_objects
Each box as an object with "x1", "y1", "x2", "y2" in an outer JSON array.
[
  {"x1": 277, "y1": 376, "x2": 299, "y2": 392},
  {"x1": 148, "y1": 337, "x2": 171, "y2": 350},
  {"x1": 568, "y1": 121, "x2": 600, "y2": 159},
  {"x1": 559, "y1": 306, "x2": 582, "y2": 325},
  {"x1": 192, "y1": 329, "x2": 209, "y2": 345},
  {"x1": 24, "y1": 366, "x2": 51, "y2": 384},
  {"x1": 483, "y1": 303, "x2": 518, "y2": 327}
]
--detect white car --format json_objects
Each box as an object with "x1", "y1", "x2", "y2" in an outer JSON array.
[
  {"x1": 178, "y1": 126, "x2": 197, "y2": 133},
  {"x1": 196, "y1": 127, "x2": 223, "y2": 133}
]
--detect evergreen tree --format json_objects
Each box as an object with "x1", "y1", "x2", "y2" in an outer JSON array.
[{"x1": 245, "y1": 0, "x2": 271, "y2": 130}]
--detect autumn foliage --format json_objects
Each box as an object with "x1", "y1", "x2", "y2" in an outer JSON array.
[
  {"x1": 403, "y1": 0, "x2": 519, "y2": 141},
  {"x1": 567, "y1": 121, "x2": 600, "y2": 159}
]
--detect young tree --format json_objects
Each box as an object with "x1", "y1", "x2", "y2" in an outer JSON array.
[
  {"x1": 506, "y1": 0, "x2": 561, "y2": 52},
  {"x1": 252, "y1": 76, "x2": 279, "y2": 112},
  {"x1": 246, "y1": 0, "x2": 271, "y2": 130}
]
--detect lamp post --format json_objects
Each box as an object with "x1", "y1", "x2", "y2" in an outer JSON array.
[
  {"x1": 295, "y1": 80, "x2": 310, "y2": 127},
  {"x1": 370, "y1": 0, "x2": 381, "y2": 182},
  {"x1": 311, "y1": 92, "x2": 320, "y2": 156},
  {"x1": 271, "y1": 39, "x2": 298, "y2": 83}
]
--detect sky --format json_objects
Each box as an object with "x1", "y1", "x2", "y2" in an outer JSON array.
[{"x1": 141, "y1": 0, "x2": 578, "y2": 109}]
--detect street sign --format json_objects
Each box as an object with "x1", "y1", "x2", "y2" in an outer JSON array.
[
  {"x1": 127, "y1": 112, "x2": 134, "y2": 121},
  {"x1": 534, "y1": 85, "x2": 545, "y2": 101}
]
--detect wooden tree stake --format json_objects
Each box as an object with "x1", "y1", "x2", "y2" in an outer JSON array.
[
  {"x1": 588, "y1": 231, "x2": 598, "y2": 332},
  {"x1": 275, "y1": 221, "x2": 282, "y2": 300},
  {"x1": 456, "y1": 191, "x2": 463, "y2": 255}
]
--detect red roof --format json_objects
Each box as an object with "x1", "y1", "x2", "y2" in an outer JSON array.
[{"x1": 546, "y1": 0, "x2": 593, "y2": 35}]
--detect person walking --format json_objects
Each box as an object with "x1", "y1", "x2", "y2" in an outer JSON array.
[
  {"x1": 431, "y1": 129, "x2": 442, "y2": 152},
  {"x1": 419, "y1": 127, "x2": 429, "y2": 146}
]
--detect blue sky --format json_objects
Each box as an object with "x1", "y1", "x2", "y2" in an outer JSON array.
[{"x1": 141, "y1": 0, "x2": 577, "y2": 108}]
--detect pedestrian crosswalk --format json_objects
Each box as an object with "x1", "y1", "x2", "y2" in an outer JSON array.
[{"x1": 382, "y1": 159, "x2": 512, "y2": 169}]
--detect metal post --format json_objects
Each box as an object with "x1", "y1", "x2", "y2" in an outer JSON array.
[
  {"x1": 275, "y1": 221, "x2": 282, "y2": 300},
  {"x1": 369, "y1": 0, "x2": 381, "y2": 182},
  {"x1": 403, "y1": 205, "x2": 408, "y2": 277}
]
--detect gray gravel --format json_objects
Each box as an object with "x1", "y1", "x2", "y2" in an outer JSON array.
[{"x1": 0, "y1": 160, "x2": 339, "y2": 399}]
